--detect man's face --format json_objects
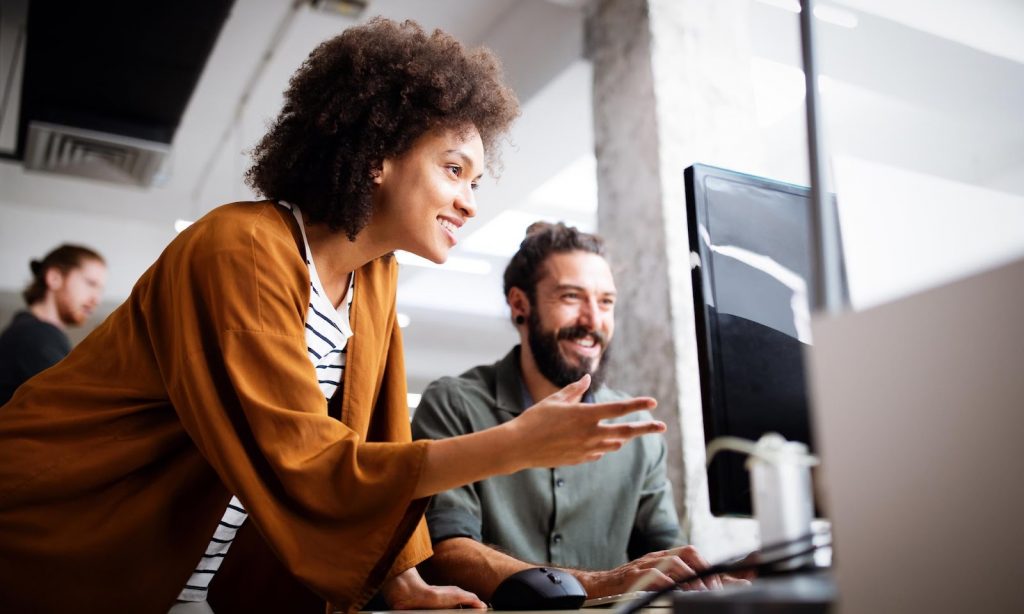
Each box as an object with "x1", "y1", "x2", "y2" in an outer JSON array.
[
  {"x1": 525, "y1": 251, "x2": 616, "y2": 389},
  {"x1": 52, "y1": 259, "x2": 107, "y2": 326}
]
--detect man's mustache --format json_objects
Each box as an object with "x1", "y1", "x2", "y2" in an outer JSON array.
[{"x1": 555, "y1": 324, "x2": 608, "y2": 348}]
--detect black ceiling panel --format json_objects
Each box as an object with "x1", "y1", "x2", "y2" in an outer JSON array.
[{"x1": 17, "y1": 0, "x2": 235, "y2": 156}]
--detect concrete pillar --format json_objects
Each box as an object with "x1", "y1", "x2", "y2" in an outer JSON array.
[{"x1": 586, "y1": 0, "x2": 763, "y2": 559}]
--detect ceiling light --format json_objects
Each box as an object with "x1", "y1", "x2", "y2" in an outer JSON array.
[
  {"x1": 174, "y1": 219, "x2": 194, "y2": 233},
  {"x1": 407, "y1": 393, "x2": 421, "y2": 409},
  {"x1": 394, "y1": 251, "x2": 492, "y2": 275},
  {"x1": 310, "y1": 0, "x2": 368, "y2": 17},
  {"x1": 396, "y1": 312, "x2": 411, "y2": 328},
  {"x1": 754, "y1": 0, "x2": 858, "y2": 28},
  {"x1": 813, "y1": 5, "x2": 858, "y2": 29},
  {"x1": 461, "y1": 210, "x2": 593, "y2": 258},
  {"x1": 755, "y1": 0, "x2": 799, "y2": 13}
]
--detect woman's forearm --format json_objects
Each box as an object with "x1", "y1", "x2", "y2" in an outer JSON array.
[
  {"x1": 413, "y1": 423, "x2": 522, "y2": 499},
  {"x1": 412, "y1": 376, "x2": 663, "y2": 499}
]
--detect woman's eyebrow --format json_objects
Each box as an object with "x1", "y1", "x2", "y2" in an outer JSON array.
[{"x1": 445, "y1": 150, "x2": 478, "y2": 170}]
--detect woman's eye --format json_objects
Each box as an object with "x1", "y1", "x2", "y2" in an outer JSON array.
[
  {"x1": 470, "y1": 181, "x2": 480, "y2": 191},
  {"x1": 447, "y1": 165, "x2": 462, "y2": 177}
]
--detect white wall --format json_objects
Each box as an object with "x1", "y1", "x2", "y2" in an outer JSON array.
[{"x1": 0, "y1": 194, "x2": 174, "y2": 300}]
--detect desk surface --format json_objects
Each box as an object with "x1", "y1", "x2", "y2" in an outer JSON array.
[
  {"x1": 362, "y1": 573, "x2": 835, "y2": 614},
  {"x1": 362, "y1": 611, "x2": 667, "y2": 614}
]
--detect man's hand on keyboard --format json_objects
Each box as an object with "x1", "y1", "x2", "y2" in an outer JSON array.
[{"x1": 575, "y1": 546, "x2": 725, "y2": 598}]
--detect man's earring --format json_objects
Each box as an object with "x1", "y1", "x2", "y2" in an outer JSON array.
[{"x1": 515, "y1": 315, "x2": 525, "y2": 325}]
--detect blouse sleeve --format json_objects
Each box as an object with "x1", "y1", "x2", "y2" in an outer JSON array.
[{"x1": 147, "y1": 205, "x2": 431, "y2": 609}]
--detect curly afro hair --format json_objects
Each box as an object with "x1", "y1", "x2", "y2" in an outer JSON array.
[{"x1": 246, "y1": 18, "x2": 520, "y2": 240}]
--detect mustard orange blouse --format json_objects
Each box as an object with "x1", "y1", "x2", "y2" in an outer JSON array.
[{"x1": 0, "y1": 202, "x2": 432, "y2": 613}]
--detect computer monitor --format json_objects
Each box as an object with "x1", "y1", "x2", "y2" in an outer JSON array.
[
  {"x1": 684, "y1": 163, "x2": 847, "y2": 517},
  {"x1": 809, "y1": 256, "x2": 1024, "y2": 612}
]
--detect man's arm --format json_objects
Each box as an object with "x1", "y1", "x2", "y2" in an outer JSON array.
[
  {"x1": 421, "y1": 537, "x2": 533, "y2": 600},
  {"x1": 422, "y1": 538, "x2": 719, "y2": 600}
]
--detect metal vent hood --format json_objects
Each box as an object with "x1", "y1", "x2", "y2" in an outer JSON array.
[{"x1": 23, "y1": 122, "x2": 171, "y2": 187}]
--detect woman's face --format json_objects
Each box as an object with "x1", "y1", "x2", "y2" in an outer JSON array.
[{"x1": 372, "y1": 125, "x2": 484, "y2": 263}]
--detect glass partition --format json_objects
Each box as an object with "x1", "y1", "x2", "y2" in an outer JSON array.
[{"x1": 810, "y1": 0, "x2": 1024, "y2": 309}]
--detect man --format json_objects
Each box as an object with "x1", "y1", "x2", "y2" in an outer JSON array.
[
  {"x1": 0, "y1": 244, "x2": 106, "y2": 405},
  {"x1": 413, "y1": 222, "x2": 724, "y2": 600}
]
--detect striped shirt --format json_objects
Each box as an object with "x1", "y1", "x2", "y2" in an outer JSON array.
[{"x1": 177, "y1": 202, "x2": 354, "y2": 602}]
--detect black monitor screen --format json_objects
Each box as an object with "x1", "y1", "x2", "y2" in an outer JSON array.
[{"x1": 684, "y1": 164, "x2": 845, "y2": 517}]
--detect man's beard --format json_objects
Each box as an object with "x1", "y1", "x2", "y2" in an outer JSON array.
[
  {"x1": 527, "y1": 311, "x2": 611, "y2": 391},
  {"x1": 55, "y1": 294, "x2": 87, "y2": 327}
]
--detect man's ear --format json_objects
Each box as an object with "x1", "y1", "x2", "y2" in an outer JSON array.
[
  {"x1": 44, "y1": 268, "x2": 64, "y2": 291},
  {"x1": 507, "y1": 287, "x2": 530, "y2": 324}
]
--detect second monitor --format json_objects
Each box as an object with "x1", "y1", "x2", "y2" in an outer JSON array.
[{"x1": 684, "y1": 163, "x2": 847, "y2": 517}]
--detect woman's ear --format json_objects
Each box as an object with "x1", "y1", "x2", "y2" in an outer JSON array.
[{"x1": 372, "y1": 159, "x2": 392, "y2": 185}]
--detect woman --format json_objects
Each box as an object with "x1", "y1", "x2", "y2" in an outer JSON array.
[{"x1": 0, "y1": 19, "x2": 663, "y2": 614}]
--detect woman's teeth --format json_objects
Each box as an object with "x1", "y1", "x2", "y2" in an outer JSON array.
[{"x1": 438, "y1": 218, "x2": 456, "y2": 233}]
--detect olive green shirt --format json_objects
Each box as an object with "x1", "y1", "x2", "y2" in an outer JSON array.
[{"x1": 411, "y1": 347, "x2": 681, "y2": 571}]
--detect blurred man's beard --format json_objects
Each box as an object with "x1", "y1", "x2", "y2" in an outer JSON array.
[
  {"x1": 56, "y1": 295, "x2": 86, "y2": 326},
  {"x1": 526, "y1": 311, "x2": 611, "y2": 391}
]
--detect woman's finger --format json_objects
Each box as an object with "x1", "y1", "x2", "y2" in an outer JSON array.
[
  {"x1": 586, "y1": 397, "x2": 658, "y2": 419},
  {"x1": 545, "y1": 373, "x2": 591, "y2": 403},
  {"x1": 597, "y1": 420, "x2": 666, "y2": 440}
]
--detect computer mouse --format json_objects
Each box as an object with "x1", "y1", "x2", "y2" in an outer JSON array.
[{"x1": 490, "y1": 566, "x2": 588, "y2": 610}]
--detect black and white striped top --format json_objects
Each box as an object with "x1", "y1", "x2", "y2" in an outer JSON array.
[
  {"x1": 290, "y1": 201, "x2": 356, "y2": 401},
  {"x1": 177, "y1": 202, "x2": 354, "y2": 602}
]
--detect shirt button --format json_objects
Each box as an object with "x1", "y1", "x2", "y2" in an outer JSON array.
[
  {"x1": 552, "y1": 534, "x2": 563, "y2": 544},
  {"x1": 556, "y1": 479, "x2": 565, "y2": 488}
]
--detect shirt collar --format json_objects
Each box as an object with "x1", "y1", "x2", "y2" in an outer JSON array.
[{"x1": 494, "y1": 345, "x2": 596, "y2": 414}]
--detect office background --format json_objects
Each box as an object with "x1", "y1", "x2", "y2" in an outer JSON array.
[{"x1": 1, "y1": 0, "x2": 1022, "y2": 562}]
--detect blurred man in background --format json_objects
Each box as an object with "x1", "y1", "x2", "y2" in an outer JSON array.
[{"x1": 0, "y1": 244, "x2": 106, "y2": 406}]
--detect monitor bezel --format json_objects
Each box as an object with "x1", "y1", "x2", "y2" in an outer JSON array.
[{"x1": 684, "y1": 163, "x2": 843, "y2": 517}]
